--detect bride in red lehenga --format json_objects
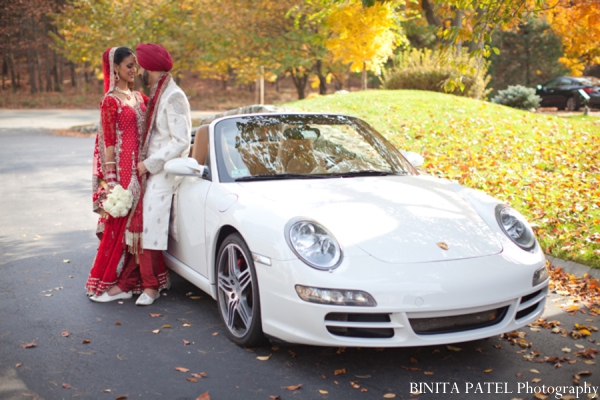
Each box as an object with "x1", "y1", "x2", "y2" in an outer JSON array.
[{"x1": 86, "y1": 47, "x2": 149, "y2": 301}]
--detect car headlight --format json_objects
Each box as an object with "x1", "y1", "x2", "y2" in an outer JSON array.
[
  {"x1": 495, "y1": 205, "x2": 536, "y2": 250},
  {"x1": 286, "y1": 220, "x2": 342, "y2": 270}
]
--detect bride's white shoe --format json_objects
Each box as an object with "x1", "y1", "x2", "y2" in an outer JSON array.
[
  {"x1": 90, "y1": 291, "x2": 132, "y2": 303},
  {"x1": 136, "y1": 292, "x2": 160, "y2": 306}
]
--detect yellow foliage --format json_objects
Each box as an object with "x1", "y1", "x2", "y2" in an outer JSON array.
[
  {"x1": 545, "y1": 0, "x2": 600, "y2": 75},
  {"x1": 326, "y1": 0, "x2": 405, "y2": 75}
]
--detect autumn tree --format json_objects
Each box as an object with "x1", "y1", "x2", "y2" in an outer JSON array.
[
  {"x1": 488, "y1": 18, "x2": 568, "y2": 93},
  {"x1": 326, "y1": 0, "x2": 405, "y2": 90},
  {"x1": 1, "y1": 0, "x2": 66, "y2": 93},
  {"x1": 51, "y1": 0, "x2": 198, "y2": 77},
  {"x1": 544, "y1": 0, "x2": 600, "y2": 75}
]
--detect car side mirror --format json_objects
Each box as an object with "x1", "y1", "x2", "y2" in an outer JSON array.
[
  {"x1": 165, "y1": 157, "x2": 209, "y2": 178},
  {"x1": 401, "y1": 151, "x2": 424, "y2": 168}
]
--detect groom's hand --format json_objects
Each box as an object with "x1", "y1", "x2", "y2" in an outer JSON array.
[{"x1": 137, "y1": 161, "x2": 148, "y2": 175}]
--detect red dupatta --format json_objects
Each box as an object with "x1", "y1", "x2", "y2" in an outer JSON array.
[{"x1": 126, "y1": 73, "x2": 172, "y2": 256}]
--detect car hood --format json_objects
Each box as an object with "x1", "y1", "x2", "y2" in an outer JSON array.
[{"x1": 237, "y1": 176, "x2": 503, "y2": 264}]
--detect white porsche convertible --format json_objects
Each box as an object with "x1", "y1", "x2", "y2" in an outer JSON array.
[{"x1": 163, "y1": 111, "x2": 549, "y2": 347}]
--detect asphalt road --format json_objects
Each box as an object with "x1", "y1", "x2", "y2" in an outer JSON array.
[{"x1": 0, "y1": 120, "x2": 598, "y2": 400}]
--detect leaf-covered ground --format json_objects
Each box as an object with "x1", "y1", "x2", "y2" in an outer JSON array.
[{"x1": 285, "y1": 90, "x2": 600, "y2": 269}]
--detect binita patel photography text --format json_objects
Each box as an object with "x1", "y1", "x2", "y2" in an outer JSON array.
[{"x1": 410, "y1": 381, "x2": 599, "y2": 399}]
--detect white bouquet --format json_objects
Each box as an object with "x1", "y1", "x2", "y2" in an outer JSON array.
[{"x1": 103, "y1": 184, "x2": 134, "y2": 218}]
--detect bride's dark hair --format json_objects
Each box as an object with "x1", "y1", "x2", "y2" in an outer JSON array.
[{"x1": 114, "y1": 47, "x2": 134, "y2": 66}]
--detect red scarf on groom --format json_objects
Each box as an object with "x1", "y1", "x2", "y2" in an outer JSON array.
[{"x1": 125, "y1": 73, "x2": 172, "y2": 256}]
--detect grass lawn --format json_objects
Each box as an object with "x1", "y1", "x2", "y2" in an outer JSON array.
[{"x1": 283, "y1": 90, "x2": 600, "y2": 269}]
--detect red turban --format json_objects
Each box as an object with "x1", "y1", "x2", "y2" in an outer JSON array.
[{"x1": 136, "y1": 43, "x2": 173, "y2": 72}]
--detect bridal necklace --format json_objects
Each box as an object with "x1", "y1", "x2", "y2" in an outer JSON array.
[{"x1": 114, "y1": 86, "x2": 132, "y2": 100}]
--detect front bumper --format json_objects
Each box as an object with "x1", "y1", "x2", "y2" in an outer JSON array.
[{"x1": 256, "y1": 253, "x2": 548, "y2": 347}]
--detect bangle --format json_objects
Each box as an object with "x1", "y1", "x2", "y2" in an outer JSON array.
[
  {"x1": 107, "y1": 182, "x2": 117, "y2": 187},
  {"x1": 106, "y1": 161, "x2": 116, "y2": 165}
]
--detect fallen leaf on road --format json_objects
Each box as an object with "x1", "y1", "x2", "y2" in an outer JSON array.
[
  {"x1": 82, "y1": 339, "x2": 91, "y2": 344},
  {"x1": 268, "y1": 396, "x2": 280, "y2": 400},
  {"x1": 152, "y1": 329, "x2": 160, "y2": 334},
  {"x1": 63, "y1": 259, "x2": 70, "y2": 263},
  {"x1": 447, "y1": 345, "x2": 462, "y2": 352},
  {"x1": 187, "y1": 378, "x2": 197, "y2": 383},
  {"x1": 183, "y1": 340, "x2": 190, "y2": 346},
  {"x1": 182, "y1": 323, "x2": 192, "y2": 327},
  {"x1": 384, "y1": 394, "x2": 397, "y2": 398},
  {"x1": 534, "y1": 393, "x2": 548, "y2": 399},
  {"x1": 162, "y1": 324, "x2": 171, "y2": 329},
  {"x1": 350, "y1": 381, "x2": 360, "y2": 389},
  {"x1": 212, "y1": 332, "x2": 218, "y2": 336},
  {"x1": 530, "y1": 369, "x2": 540, "y2": 374},
  {"x1": 256, "y1": 354, "x2": 272, "y2": 361},
  {"x1": 115, "y1": 322, "x2": 121, "y2": 326},
  {"x1": 532, "y1": 378, "x2": 541, "y2": 383},
  {"x1": 115, "y1": 396, "x2": 128, "y2": 400},
  {"x1": 149, "y1": 313, "x2": 161, "y2": 318},
  {"x1": 175, "y1": 367, "x2": 189, "y2": 373},
  {"x1": 424, "y1": 371, "x2": 434, "y2": 375},
  {"x1": 319, "y1": 390, "x2": 328, "y2": 394},
  {"x1": 190, "y1": 296, "x2": 202, "y2": 300},
  {"x1": 191, "y1": 373, "x2": 207, "y2": 379},
  {"x1": 484, "y1": 369, "x2": 493, "y2": 373},
  {"x1": 20, "y1": 341, "x2": 37, "y2": 349},
  {"x1": 15, "y1": 363, "x2": 22, "y2": 368},
  {"x1": 102, "y1": 389, "x2": 111, "y2": 393},
  {"x1": 286, "y1": 384, "x2": 302, "y2": 391},
  {"x1": 562, "y1": 347, "x2": 572, "y2": 353},
  {"x1": 360, "y1": 388, "x2": 368, "y2": 392},
  {"x1": 62, "y1": 383, "x2": 71, "y2": 389},
  {"x1": 577, "y1": 370, "x2": 592, "y2": 375},
  {"x1": 61, "y1": 331, "x2": 69, "y2": 337},
  {"x1": 334, "y1": 368, "x2": 346, "y2": 375}
]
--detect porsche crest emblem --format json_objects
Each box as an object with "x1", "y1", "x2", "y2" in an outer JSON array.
[{"x1": 437, "y1": 242, "x2": 449, "y2": 250}]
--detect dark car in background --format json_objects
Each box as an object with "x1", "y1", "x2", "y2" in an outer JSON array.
[{"x1": 536, "y1": 76, "x2": 600, "y2": 111}]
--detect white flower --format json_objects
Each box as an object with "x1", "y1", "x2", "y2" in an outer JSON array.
[{"x1": 103, "y1": 184, "x2": 134, "y2": 218}]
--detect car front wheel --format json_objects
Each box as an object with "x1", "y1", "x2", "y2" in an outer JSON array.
[{"x1": 216, "y1": 233, "x2": 265, "y2": 346}]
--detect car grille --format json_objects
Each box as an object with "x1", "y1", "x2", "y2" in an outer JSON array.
[
  {"x1": 410, "y1": 307, "x2": 509, "y2": 335},
  {"x1": 325, "y1": 313, "x2": 394, "y2": 338},
  {"x1": 515, "y1": 289, "x2": 544, "y2": 320}
]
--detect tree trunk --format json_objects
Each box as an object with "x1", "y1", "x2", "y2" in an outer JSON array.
[
  {"x1": 45, "y1": 48, "x2": 52, "y2": 91},
  {"x1": 70, "y1": 62, "x2": 76, "y2": 87},
  {"x1": 361, "y1": 62, "x2": 367, "y2": 91},
  {"x1": 452, "y1": 9, "x2": 463, "y2": 55},
  {"x1": 27, "y1": 49, "x2": 38, "y2": 94},
  {"x1": 314, "y1": 60, "x2": 327, "y2": 95},
  {"x1": 290, "y1": 70, "x2": 308, "y2": 100},
  {"x1": 2, "y1": 56, "x2": 6, "y2": 90},
  {"x1": 421, "y1": 0, "x2": 441, "y2": 26},
  {"x1": 37, "y1": 50, "x2": 44, "y2": 92},
  {"x1": 9, "y1": 54, "x2": 17, "y2": 91}
]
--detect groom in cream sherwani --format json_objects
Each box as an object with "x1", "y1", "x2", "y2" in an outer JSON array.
[{"x1": 134, "y1": 43, "x2": 192, "y2": 306}]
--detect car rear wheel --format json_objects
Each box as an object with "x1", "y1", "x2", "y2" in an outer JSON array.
[
  {"x1": 566, "y1": 97, "x2": 578, "y2": 111},
  {"x1": 216, "y1": 233, "x2": 266, "y2": 346}
]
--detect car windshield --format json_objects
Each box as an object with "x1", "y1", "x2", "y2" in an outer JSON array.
[{"x1": 213, "y1": 114, "x2": 417, "y2": 182}]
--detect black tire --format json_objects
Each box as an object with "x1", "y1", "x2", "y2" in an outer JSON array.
[
  {"x1": 566, "y1": 97, "x2": 579, "y2": 111},
  {"x1": 216, "y1": 233, "x2": 266, "y2": 347}
]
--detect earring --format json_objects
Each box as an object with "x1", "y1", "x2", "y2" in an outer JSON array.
[{"x1": 115, "y1": 73, "x2": 120, "y2": 82}]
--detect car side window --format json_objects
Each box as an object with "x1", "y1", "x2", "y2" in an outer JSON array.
[
  {"x1": 544, "y1": 79, "x2": 558, "y2": 88},
  {"x1": 556, "y1": 78, "x2": 571, "y2": 87}
]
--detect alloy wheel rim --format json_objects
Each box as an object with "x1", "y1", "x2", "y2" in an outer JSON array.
[{"x1": 217, "y1": 243, "x2": 253, "y2": 338}]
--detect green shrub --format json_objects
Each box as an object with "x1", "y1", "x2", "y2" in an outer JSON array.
[
  {"x1": 491, "y1": 85, "x2": 541, "y2": 110},
  {"x1": 381, "y1": 48, "x2": 491, "y2": 100}
]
